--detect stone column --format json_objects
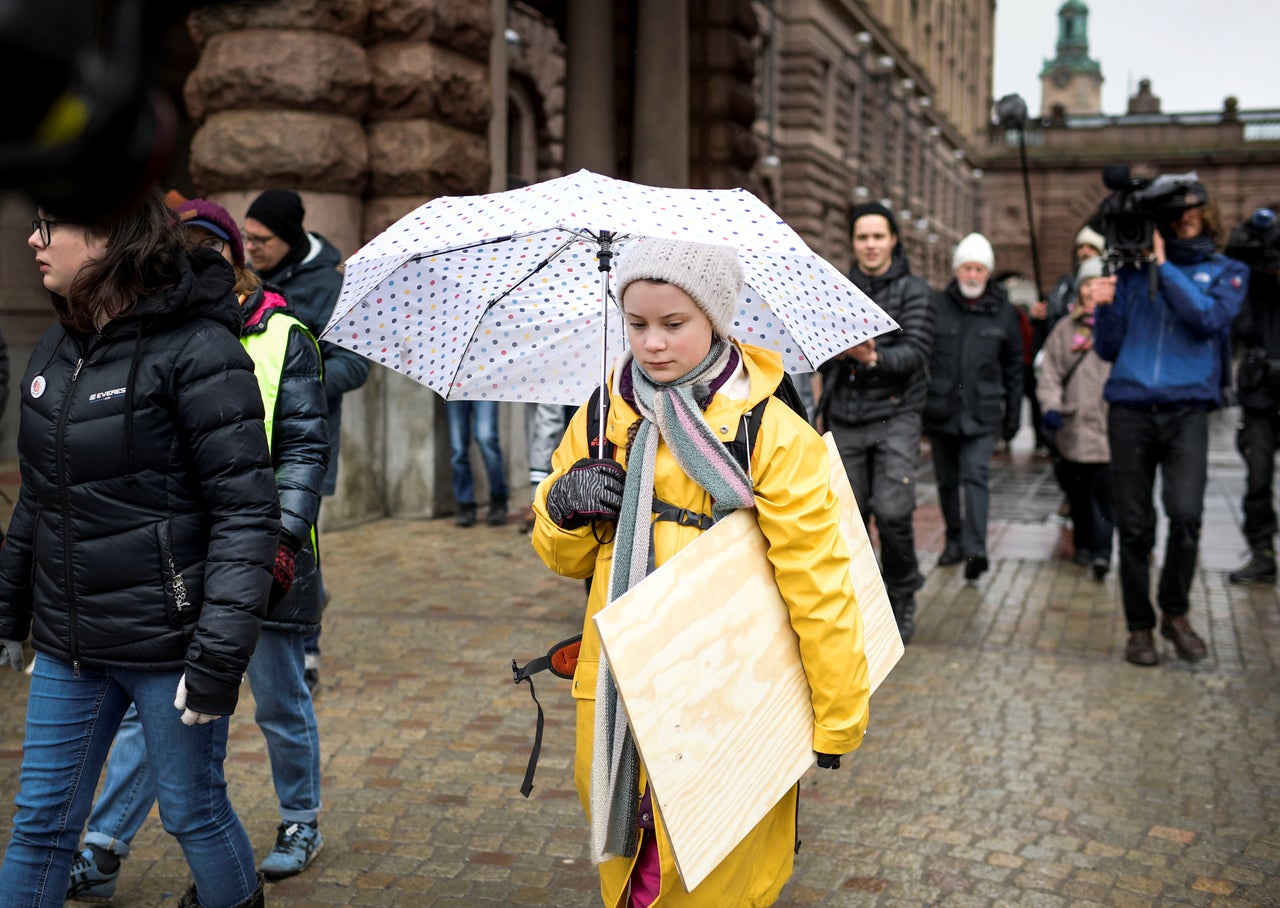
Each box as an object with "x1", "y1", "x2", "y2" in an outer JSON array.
[
  {"x1": 364, "y1": 0, "x2": 493, "y2": 519},
  {"x1": 184, "y1": 0, "x2": 376, "y2": 528},
  {"x1": 564, "y1": 0, "x2": 616, "y2": 173},
  {"x1": 632, "y1": 0, "x2": 688, "y2": 186},
  {"x1": 688, "y1": 0, "x2": 759, "y2": 191}
]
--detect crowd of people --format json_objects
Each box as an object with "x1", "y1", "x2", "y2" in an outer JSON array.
[{"x1": 0, "y1": 168, "x2": 1271, "y2": 907}]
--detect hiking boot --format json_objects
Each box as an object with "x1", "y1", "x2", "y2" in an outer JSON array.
[
  {"x1": 66, "y1": 846, "x2": 119, "y2": 903},
  {"x1": 178, "y1": 872, "x2": 264, "y2": 908},
  {"x1": 486, "y1": 498, "x2": 508, "y2": 526},
  {"x1": 963, "y1": 555, "x2": 989, "y2": 580},
  {"x1": 259, "y1": 821, "x2": 323, "y2": 880},
  {"x1": 937, "y1": 543, "x2": 963, "y2": 566},
  {"x1": 455, "y1": 503, "x2": 477, "y2": 528},
  {"x1": 891, "y1": 596, "x2": 916, "y2": 645},
  {"x1": 1124, "y1": 629, "x2": 1158, "y2": 666},
  {"x1": 1228, "y1": 548, "x2": 1276, "y2": 585},
  {"x1": 1160, "y1": 615, "x2": 1208, "y2": 662}
]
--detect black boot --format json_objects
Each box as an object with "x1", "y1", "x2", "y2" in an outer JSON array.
[
  {"x1": 454, "y1": 503, "x2": 477, "y2": 528},
  {"x1": 486, "y1": 498, "x2": 508, "y2": 526},
  {"x1": 891, "y1": 595, "x2": 916, "y2": 645},
  {"x1": 1228, "y1": 547, "x2": 1276, "y2": 584},
  {"x1": 177, "y1": 873, "x2": 265, "y2": 908}
]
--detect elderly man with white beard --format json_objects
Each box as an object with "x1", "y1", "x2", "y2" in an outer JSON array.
[{"x1": 922, "y1": 233, "x2": 1025, "y2": 581}]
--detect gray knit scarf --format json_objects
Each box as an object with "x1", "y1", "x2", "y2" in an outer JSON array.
[{"x1": 590, "y1": 338, "x2": 757, "y2": 863}]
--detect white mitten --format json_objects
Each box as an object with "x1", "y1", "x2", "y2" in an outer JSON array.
[{"x1": 174, "y1": 674, "x2": 220, "y2": 726}]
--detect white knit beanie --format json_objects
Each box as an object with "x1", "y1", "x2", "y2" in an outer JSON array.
[
  {"x1": 951, "y1": 232, "x2": 995, "y2": 272},
  {"x1": 1076, "y1": 254, "x2": 1105, "y2": 284},
  {"x1": 614, "y1": 237, "x2": 744, "y2": 338},
  {"x1": 1074, "y1": 224, "x2": 1106, "y2": 254}
]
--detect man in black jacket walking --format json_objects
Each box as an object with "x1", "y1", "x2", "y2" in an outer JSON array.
[
  {"x1": 1226, "y1": 206, "x2": 1280, "y2": 584},
  {"x1": 818, "y1": 203, "x2": 935, "y2": 641},
  {"x1": 923, "y1": 233, "x2": 1024, "y2": 582}
]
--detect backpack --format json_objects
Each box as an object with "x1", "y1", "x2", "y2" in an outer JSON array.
[{"x1": 511, "y1": 373, "x2": 808, "y2": 796}]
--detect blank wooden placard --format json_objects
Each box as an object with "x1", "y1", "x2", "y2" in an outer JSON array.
[{"x1": 593, "y1": 432, "x2": 901, "y2": 891}]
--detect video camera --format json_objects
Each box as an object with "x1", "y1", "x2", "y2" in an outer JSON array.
[
  {"x1": 1225, "y1": 208, "x2": 1280, "y2": 273},
  {"x1": 1091, "y1": 166, "x2": 1209, "y2": 272}
]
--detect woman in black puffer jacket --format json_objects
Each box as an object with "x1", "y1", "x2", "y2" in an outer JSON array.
[{"x1": 0, "y1": 187, "x2": 279, "y2": 908}]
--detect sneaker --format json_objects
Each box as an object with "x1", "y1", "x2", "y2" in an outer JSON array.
[
  {"x1": 259, "y1": 821, "x2": 323, "y2": 880},
  {"x1": 67, "y1": 846, "x2": 119, "y2": 903},
  {"x1": 1228, "y1": 549, "x2": 1276, "y2": 585}
]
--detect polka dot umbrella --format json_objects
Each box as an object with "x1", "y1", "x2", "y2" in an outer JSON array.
[{"x1": 324, "y1": 169, "x2": 897, "y2": 406}]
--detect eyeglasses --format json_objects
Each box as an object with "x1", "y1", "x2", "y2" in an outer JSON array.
[
  {"x1": 197, "y1": 236, "x2": 227, "y2": 252},
  {"x1": 31, "y1": 217, "x2": 60, "y2": 245},
  {"x1": 243, "y1": 232, "x2": 277, "y2": 248}
]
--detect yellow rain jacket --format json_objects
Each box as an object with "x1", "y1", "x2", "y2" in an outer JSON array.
[{"x1": 531, "y1": 343, "x2": 870, "y2": 907}]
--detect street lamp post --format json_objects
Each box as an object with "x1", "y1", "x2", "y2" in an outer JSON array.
[{"x1": 995, "y1": 93, "x2": 1044, "y2": 299}]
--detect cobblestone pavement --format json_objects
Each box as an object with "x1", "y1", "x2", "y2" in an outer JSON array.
[{"x1": 1, "y1": 409, "x2": 1278, "y2": 906}]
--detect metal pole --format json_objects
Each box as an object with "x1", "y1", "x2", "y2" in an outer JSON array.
[
  {"x1": 1017, "y1": 128, "x2": 1044, "y2": 299},
  {"x1": 595, "y1": 230, "x2": 616, "y2": 459}
]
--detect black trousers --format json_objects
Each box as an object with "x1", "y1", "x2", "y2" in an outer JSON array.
[
  {"x1": 1107, "y1": 406, "x2": 1207, "y2": 631},
  {"x1": 1236, "y1": 407, "x2": 1280, "y2": 551}
]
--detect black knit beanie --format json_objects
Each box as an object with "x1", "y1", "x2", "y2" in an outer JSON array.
[
  {"x1": 851, "y1": 201, "x2": 899, "y2": 237},
  {"x1": 246, "y1": 189, "x2": 306, "y2": 248}
]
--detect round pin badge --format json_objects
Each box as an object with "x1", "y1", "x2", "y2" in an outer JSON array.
[{"x1": 30, "y1": 375, "x2": 46, "y2": 399}]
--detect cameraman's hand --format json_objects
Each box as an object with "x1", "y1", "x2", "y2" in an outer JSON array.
[
  {"x1": 0, "y1": 638, "x2": 24, "y2": 672},
  {"x1": 546, "y1": 458, "x2": 625, "y2": 529},
  {"x1": 1152, "y1": 230, "x2": 1166, "y2": 266}
]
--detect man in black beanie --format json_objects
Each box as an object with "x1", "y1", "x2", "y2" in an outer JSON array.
[
  {"x1": 244, "y1": 188, "x2": 372, "y2": 690},
  {"x1": 816, "y1": 201, "x2": 935, "y2": 642}
]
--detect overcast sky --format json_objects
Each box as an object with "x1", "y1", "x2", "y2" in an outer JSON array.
[{"x1": 994, "y1": 0, "x2": 1280, "y2": 116}]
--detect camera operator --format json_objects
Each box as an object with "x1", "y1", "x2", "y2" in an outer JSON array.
[
  {"x1": 1225, "y1": 206, "x2": 1280, "y2": 584},
  {"x1": 1092, "y1": 177, "x2": 1248, "y2": 666}
]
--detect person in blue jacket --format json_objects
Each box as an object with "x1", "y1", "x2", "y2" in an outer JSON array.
[{"x1": 1092, "y1": 177, "x2": 1248, "y2": 667}]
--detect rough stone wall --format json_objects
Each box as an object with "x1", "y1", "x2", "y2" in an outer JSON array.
[{"x1": 689, "y1": 0, "x2": 761, "y2": 192}]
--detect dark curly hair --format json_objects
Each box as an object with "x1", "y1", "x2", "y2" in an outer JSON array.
[{"x1": 50, "y1": 186, "x2": 192, "y2": 333}]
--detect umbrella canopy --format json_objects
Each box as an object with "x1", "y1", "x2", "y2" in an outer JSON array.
[{"x1": 325, "y1": 169, "x2": 897, "y2": 405}]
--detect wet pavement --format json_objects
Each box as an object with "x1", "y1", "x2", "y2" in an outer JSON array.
[{"x1": 0, "y1": 408, "x2": 1278, "y2": 906}]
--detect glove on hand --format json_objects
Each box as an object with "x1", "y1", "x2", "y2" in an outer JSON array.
[
  {"x1": 1002, "y1": 420, "x2": 1020, "y2": 442},
  {"x1": 0, "y1": 638, "x2": 24, "y2": 671},
  {"x1": 1042, "y1": 410, "x2": 1064, "y2": 431},
  {"x1": 546, "y1": 458, "x2": 626, "y2": 529},
  {"x1": 174, "y1": 674, "x2": 221, "y2": 726},
  {"x1": 269, "y1": 542, "x2": 297, "y2": 605},
  {"x1": 816, "y1": 752, "x2": 842, "y2": 770}
]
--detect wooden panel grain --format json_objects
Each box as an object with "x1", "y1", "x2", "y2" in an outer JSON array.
[{"x1": 592, "y1": 433, "x2": 901, "y2": 890}]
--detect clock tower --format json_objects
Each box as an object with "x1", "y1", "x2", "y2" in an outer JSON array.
[{"x1": 1039, "y1": 0, "x2": 1104, "y2": 116}]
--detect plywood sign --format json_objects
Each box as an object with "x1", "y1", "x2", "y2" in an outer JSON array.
[{"x1": 593, "y1": 432, "x2": 901, "y2": 891}]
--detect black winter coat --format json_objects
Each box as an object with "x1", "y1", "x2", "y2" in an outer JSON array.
[
  {"x1": 819, "y1": 252, "x2": 935, "y2": 427},
  {"x1": 241, "y1": 286, "x2": 330, "y2": 632},
  {"x1": 0, "y1": 250, "x2": 280, "y2": 716},
  {"x1": 923, "y1": 280, "x2": 1025, "y2": 438}
]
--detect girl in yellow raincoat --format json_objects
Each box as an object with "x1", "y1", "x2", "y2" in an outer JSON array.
[{"x1": 531, "y1": 236, "x2": 870, "y2": 907}]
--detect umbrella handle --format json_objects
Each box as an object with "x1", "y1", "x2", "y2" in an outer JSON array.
[{"x1": 595, "y1": 231, "x2": 615, "y2": 460}]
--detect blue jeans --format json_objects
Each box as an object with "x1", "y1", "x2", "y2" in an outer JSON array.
[
  {"x1": 85, "y1": 630, "x2": 322, "y2": 862},
  {"x1": 447, "y1": 400, "x2": 509, "y2": 504},
  {"x1": 0, "y1": 655, "x2": 257, "y2": 908}
]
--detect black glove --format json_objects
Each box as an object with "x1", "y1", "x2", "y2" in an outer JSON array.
[
  {"x1": 1041, "y1": 410, "x2": 1063, "y2": 431},
  {"x1": 816, "y1": 752, "x2": 841, "y2": 770},
  {"x1": 546, "y1": 458, "x2": 626, "y2": 529},
  {"x1": 1002, "y1": 420, "x2": 1020, "y2": 442}
]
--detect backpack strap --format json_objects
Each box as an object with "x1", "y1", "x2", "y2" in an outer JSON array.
[{"x1": 511, "y1": 635, "x2": 582, "y2": 797}]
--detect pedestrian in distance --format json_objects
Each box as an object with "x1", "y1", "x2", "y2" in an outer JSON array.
[
  {"x1": 1036, "y1": 255, "x2": 1115, "y2": 580},
  {"x1": 446, "y1": 399, "x2": 510, "y2": 527},
  {"x1": 1224, "y1": 205, "x2": 1280, "y2": 584},
  {"x1": 244, "y1": 188, "x2": 371, "y2": 691},
  {"x1": 0, "y1": 186, "x2": 280, "y2": 908},
  {"x1": 1092, "y1": 177, "x2": 1248, "y2": 666},
  {"x1": 66, "y1": 199, "x2": 331, "y2": 903},
  {"x1": 923, "y1": 232, "x2": 1024, "y2": 582},
  {"x1": 531, "y1": 236, "x2": 870, "y2": 907},
  {"x1": 816, "y1": 201, "x2": 935, "y2": 642}
]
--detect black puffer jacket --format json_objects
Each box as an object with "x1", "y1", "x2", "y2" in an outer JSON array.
[
  {"x1": 0, "y1": 249, "x2": 279, "y2": 716},
  {"x1": 923, "y1": 279, "x2": 1025, "y2": 438},
  {"x1": 240, "y1": 285, "x2": 329, "y2": 632},
  {"x1": 819, "y1": 251, "x2": 935, "y2": 427}
]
